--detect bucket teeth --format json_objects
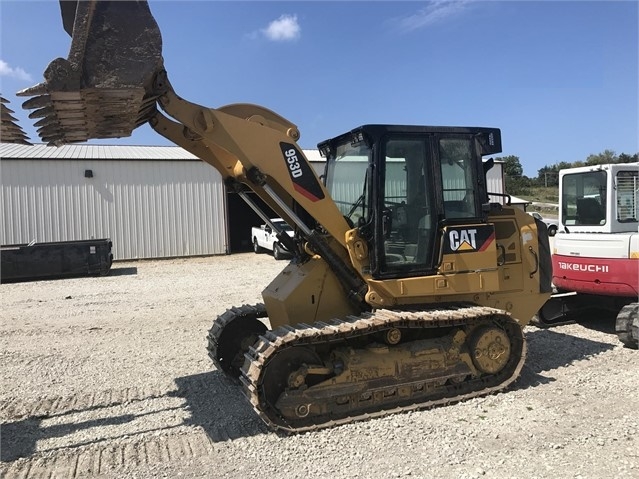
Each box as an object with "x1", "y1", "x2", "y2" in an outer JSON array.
[
  {"x1": 37, "y1": 125, "x2": 61, "y2": 136},
  {"x1": 4, "y1": 120, "x2": 22, "y2": 130},
  {"x1": 17, "y1": 0, "x2": 163, "y2": 145},
  {"x1": 28, "y1": 106, "x2": 56, "y2": 120},
  {"x1": 0, "y1": 95, "x2": 32, "y2": 144},
  {"x1": 16, "y1": 82, "x2": 49, "y2": 97},
  {"x1": 41, "y1": 133, "x2": 64, "y2": 142},
  {"x1": 22, "y1": 95, "x2": 53, "y2": 110},
  {"x1": 34, "y1": 117, "x2": 57, "y2": 128},
  {"x1": 1, "y1": 110, "x2": 18, "y2": 122}
]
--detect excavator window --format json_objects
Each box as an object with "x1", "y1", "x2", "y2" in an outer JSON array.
[{"x1": 562, "y1": 170, "x2": 607, "y2": 226}]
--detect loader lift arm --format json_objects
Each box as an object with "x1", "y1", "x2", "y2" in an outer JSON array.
[
  {"x1": 18, "y1": 1, "x2": 368, "y2": 308},
  {"x1": 146, "y1": 73, "x2": 369, "y2": 305}
]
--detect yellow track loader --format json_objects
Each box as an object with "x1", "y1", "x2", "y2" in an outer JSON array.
[{"x1": 19, "y1": 1, "x2": 552, "y2": 432}]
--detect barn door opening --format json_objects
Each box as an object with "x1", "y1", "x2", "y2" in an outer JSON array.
[{"x1": 226, "y1": 189, "x2": 277, "y2": 253}]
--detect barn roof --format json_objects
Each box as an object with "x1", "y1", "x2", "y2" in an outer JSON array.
[
  {"x1": 0, "y1": 143, "x2": 323, "y2": 162},
  {"x1": 0, "y1": 143, "x2": 199, "y2": 160}
]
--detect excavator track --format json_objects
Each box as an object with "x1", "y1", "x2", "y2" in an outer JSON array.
[
  {"x1": 240, "y1": 304, "x2": 525, "y2": 433},
  {"x1": 615, "y1": 303, "x2": 639, "y2": 349}
]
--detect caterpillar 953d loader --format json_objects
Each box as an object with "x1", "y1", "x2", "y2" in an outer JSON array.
[{"x1": 19, "y1": 1, "x2": 552, "y2": 432}]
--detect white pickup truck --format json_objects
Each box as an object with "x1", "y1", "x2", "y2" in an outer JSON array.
[
  {"x1": 251, "y1": 218, "x2": 294, "y2": 260},
  {"x1": 529, "y1": 211, "x2": 559, "y2": 236}
]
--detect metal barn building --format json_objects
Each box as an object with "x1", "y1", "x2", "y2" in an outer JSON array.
[
  {"x1": 0, "y1": 144, "x2": 325, "y2": 260},
  {"x1": 1, "y1": 144, "x2": 503, "y2": 261}
]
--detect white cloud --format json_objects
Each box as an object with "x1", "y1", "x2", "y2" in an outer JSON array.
[
  {"x1": 262, "y1": 14, "x2": 301, "y2": 41},
  {"x1": 394, "y1": 1, "x2": 471, "y2": 32},
  {"x1": 0, "y1": 59, "x2": 33, "y2": 82}
]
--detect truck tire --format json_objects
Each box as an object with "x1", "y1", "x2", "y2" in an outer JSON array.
[
  {"x1": 253, "y1": 238, "x2": 264, "y2": 254},
  {"x1": 273, "y1": 243, "x2": 284, "y2": 260},
  {"x1": 547, "y1": 225, "x2": 557, "y2": 236}
]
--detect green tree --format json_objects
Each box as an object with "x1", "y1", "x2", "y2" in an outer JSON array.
[
  {"x1": 536, "y1": 151, "x2": 636, "y2": 180},
  {"x1": 505, "y1": 176, "x2": 533, "y2": 196},
  {"x1": 618, "y1": 152, "x2": 638, "y2": 163},
  {"x1": 496, "y1": 155, "x2": 531, "y2": 195},
  {"x1": 537, "y1": 165, "x2": 559, "y2": 187},
  {"x1": 585, "y1": 150, "x2": 617, "y2": 165},
  {"x1": 500, "y1": 155, "x2": 523, "y2": 177}
]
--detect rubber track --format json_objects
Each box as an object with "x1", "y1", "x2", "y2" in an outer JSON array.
[
  {"x1": 206, "y1": 303, "x2": 267, "y2": 372},
  {"x1": 240, "y1": 304, "x2": 526, "y2": 433},
  {"x1": 615, "y1": 303, "x2": 639, "y2": 349}
]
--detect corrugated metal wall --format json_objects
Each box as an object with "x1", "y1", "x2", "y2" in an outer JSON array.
[
  {"x1": 486, "y1": 162, "x2": 505, "y2": 203},
  {"x1": 1, "y1": 159, "x2": 227, "y2": 260}
]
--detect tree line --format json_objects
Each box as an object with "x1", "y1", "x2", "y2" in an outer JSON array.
[{"x1": 496, "y1": 150, "x2": 639, "y2": 196}]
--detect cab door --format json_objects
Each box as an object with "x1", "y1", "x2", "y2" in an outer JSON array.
[{"x1": 374, "y1": 134, "x2": 486, "y2": 279}]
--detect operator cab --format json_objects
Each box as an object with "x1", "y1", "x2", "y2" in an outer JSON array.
[
  {"x1": 559, "y1": 163, "x2": 639, "y2": 234},
  {"x1": 319, "y1": 125, "x2": 501, "y2": 279}
]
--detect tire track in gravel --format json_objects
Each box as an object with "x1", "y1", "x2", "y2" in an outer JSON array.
[
  {"x1": 0, "y1": 386, "x2": 167, "y2": 421},
  {"x1": 1, "y1": 431, "x2": 216, "y2": 479},
  {"x1": 0, "y1": 375, "x2": 270, "y2": 478}
]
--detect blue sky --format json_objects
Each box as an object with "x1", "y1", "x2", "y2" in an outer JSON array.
[{"x1": 1, "y1": 1, "x2": 637, "y2": 177}]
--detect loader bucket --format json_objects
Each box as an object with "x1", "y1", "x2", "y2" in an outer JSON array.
[{"x1": 17, "y1": 1, "x2": 163, "y2": 145}]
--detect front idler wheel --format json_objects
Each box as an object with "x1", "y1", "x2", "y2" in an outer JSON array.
[{"x1": 213, "y1": 313, "x2": 267, "y2": 378}]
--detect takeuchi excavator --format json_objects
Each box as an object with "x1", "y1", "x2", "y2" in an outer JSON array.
[
  {"x1": 536, "y1": 163, "x2": 639, "y2": 348},
  {"x1": 19, "y1": 1, "x2": 552, "y2": 432}
]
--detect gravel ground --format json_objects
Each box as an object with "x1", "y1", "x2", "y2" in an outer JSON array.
[{"x1": 1, "y1": 253, "x2": 637, "y2": 479}]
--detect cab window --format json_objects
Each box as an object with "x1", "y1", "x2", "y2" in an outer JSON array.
[{"x1": 439, "y1": 138, "x2": 477, "y2": 219}]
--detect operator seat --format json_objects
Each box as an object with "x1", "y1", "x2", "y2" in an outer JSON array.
[{"x1": 576, "y1": 198, "x2": 605, "y2": 225}]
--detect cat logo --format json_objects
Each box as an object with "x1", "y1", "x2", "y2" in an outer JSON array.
[
  {"x1": 449, "y1": 229, "x2": 478, "y2": 251},
  {"x1": 443, "y1": 225, "x2": 495, "y2": 255}
]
